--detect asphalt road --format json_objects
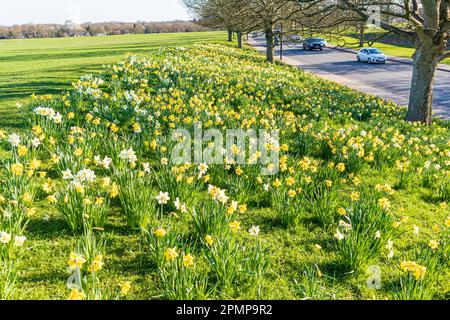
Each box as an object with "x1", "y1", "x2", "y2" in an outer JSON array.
[{"x1": 248, "y1": 37, "x2": 450, "y2": 119}]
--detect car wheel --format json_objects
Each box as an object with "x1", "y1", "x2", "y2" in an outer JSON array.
[{"x1": 357, "y1": 56, "x2": 361, "y2": 62}]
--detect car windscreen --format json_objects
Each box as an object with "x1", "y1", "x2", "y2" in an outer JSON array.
[
  {"x1": 308, "y1": 38, "x2": 324, "y2": 42},
  {"x1": 368, "y1": 49, "x2": 382, "y2": 54}
]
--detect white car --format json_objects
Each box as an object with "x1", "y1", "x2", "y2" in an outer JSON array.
[{"x1": 357, "y1": 48, "x2": 387, "y2": 64}]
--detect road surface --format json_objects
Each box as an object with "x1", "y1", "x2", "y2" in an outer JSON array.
[{"x1": 248, "y1": 36, "x2": 450, "y2": 119}]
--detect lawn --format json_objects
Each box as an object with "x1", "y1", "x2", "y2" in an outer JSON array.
[
  {"x1": 0, "y1": 34, "x2": 449, "y2": 300},
  {"x1": 0, "y1": 31, "x2": 226, "y2": 130}
]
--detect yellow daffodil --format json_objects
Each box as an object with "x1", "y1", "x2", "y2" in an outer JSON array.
[
  {"x1": 182, "y1": 254, "x2": 195, "y2": 268},
  {"x1": 205, "y1": 235, "x2": 214, "y2": 246},
  {"x1": 10, "y1": 163, "x2": 24, "y2": 176},
  {"x1": 154, "y1": 227, "x2": 167, "y2": 237},
  {"x1": 229, "y1": 221, "x2": 241, "y2": 233},
  {"x1": 68, "y1": 252, "x2": 86, "y2": 270},
  {"x1": 88, "y1": 255, "x2": 104, "y2": 272},
  {"x1": 164, "y1": 247, "x2": 178, "y2": 261},
  {"x1": 120, "y1": 281, "x2": 131, "y2": 295},
  {"x1": 68, "y1": 288, "x2": 86, "y2": 300},
  {"x1": 428, "y1": 239, "x2": 439, "y2": 250}
]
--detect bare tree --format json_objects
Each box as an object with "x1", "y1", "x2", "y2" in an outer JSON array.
[
  {"x1": 183, "y1": 0, "x2": 302, "y2": 59},
  {"x1": 244, "y1": 0, "x2": 302, "y2": 62},
  {"x1": 184, "y1": 0, "x2": 237, "y2": 41},
  {"x1": 296, "y1": 0, "x2": 450, "y2": 125}
]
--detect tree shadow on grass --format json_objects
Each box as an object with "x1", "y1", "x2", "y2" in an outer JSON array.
[
  {"x1": 0, "y1": 62, "x2": 107, "y2": 98},
  {"x1": 316, "y1": 260, "x2": 357, "y2": 283},
  {"x1": 0, "y1": 46, "x2": 159, "y2": 64},
  {"x1": 19, "y1": 268, "x2": 68, "y2": 285},
  {"x1": 0, "y1": 111, "x2": 24, "y2": 130},
  {"x1": 26, "y1": 216, "x2": 72, "y2": 240},
  {"x1": 419, "y1": 192, "x2": 446, "y2": 205}
]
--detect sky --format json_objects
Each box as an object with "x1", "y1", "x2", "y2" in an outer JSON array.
[{"x1": 0, "y1": 0, "x2": 192, "y2": 26}]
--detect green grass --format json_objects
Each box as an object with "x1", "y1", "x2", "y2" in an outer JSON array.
[
  {"x1": 0, "y1": 31, "x2": 226, "y2": 130},
  {"x1": 328, "y1": 35, "x2": 450, "y2": 65}
]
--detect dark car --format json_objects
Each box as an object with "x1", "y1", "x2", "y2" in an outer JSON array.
[{"x1": 303, "y1": 38, "x2": 327, "y2": 51}]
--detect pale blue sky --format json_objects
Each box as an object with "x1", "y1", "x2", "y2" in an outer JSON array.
[{"x1": 0, "y1": 0, "x2": 191, "y2": 26}]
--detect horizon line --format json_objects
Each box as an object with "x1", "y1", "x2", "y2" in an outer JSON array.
[{"x1": 0, "y1": 19, "x2": 198, "y2": 28}]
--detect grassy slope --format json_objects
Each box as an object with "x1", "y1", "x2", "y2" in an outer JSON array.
[
  {"x1": 0, "y1": 31, "x2": 225, "y2": 131},
  {"x1": 0, "y1": 34, "x2": 448, "y2": 300}
]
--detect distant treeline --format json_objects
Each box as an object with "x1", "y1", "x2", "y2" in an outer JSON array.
[{"x1": 0, "y1": 20, "x2": 211, "y2": 39}]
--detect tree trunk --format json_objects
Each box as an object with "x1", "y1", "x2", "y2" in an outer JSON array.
[
  {"x1": 265, "y1": 27, "x2": 275, "y2": 63},
  {"x1": 237, "y1": 31, "x2": 243, "y2": 49},
  {"x1": 227, "y1": 28, "x2": 233, "y2": 42},
  {"x1": 357, "y1": 23, "x2": 365, "y2": 47},
  {"x1": 407, "y1": 45, "x2": 440, "y2": 125}
]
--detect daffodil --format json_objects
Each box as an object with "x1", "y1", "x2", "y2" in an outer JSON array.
[
  {"x1": 378, "y1": 198, "x2": 390, "y2": 210},
  {"x1": 120, "y1": 281, "x2": 131, "y2": 295},
  {"x1": 154, "y1": 227, "x2": 167, "y2": 237},
  {"x1": 445, "y1": 217, "x2": 450, "y2": 228},
  {"x1": 156, "y1": 191, "x2": 170, "y2": 205},
  {"x1": 88, "y1": 255, "x2": 104, "y2": 272},
  {"x1": 205, "y1": 235, "x2": 214, "y2": 246},
  {"x1": 229, "y1": 221, "x2": 241, "y2": 233},
  {"x1": 110, "y1": 183, "x2": 119, "y2": 198},
  {"x1": 0, "y1": 231, "x2": 12, "y2": 244},
  {"x1": 428, "y1": 239, "x2": 439, "y2": 250},
  {"x1": 68, "y1": 288, "x2": 86, "y2": 300},
  {"x1": 10, "y1": 163, "x2": 24, "y2": 176},
  {"x1": 248, "y1": 225, "x2": 260, "y2": 236},
  {"x1": 164, "y1": 247, "x2": 178, "y2": 261},
  {"x1": 182, "y1": 254, "x2": 195, "y2": 268},
  {"x1": 68, "y1": 252, "x2": 86, "y2": 270},
  {"x1": 350, "y1": 192, "x2": 360, "y2": 202},
  {"x1": 334, "y1": 229, "x2": 344, "y2": 241},
  {"x1": 17, "y1": 145, "x2": 28, "y2": 157}
]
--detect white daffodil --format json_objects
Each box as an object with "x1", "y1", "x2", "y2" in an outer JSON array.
[
  {"x1": 0, "y1": 231, "x2": 12, "y2": 244},
  {"x1": 248, "y1": 225, "x2": 260, "y2": 237},
  {"x1": 31, "y1": 137, "x2": 41, "y2": 148},
  {"x1": 75, "y1": 169, "x2": 96, "y2": 183},
  {"x1": 62, "y1": 169, "x2": 74, "y2": 180},
  {"x1": 8, "y1": 133, "x2": 20, "y2": 147},
  {"x1": 334, "y1": 229, "x2": 344, "y2": 241},
  {"x1": 198, "y1": 162, "x2": 208, "y2": 176},
  {"x1": 14, "y1": 235, "x2": 26, "y2": 247},
  {"x1": 156, "y1": 192, "x2": 170, "y2": 205}
]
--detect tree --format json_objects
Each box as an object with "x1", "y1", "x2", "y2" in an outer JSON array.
[
  {"x1": 245, "y1": 0, "x2": 301, "y2": 62},
  {"x1": 296, "y1": 0, "x2": 450, "y2": 125},
  {"x1": 183, "y1": 0, "x2": 302, "y2": 59},
  {"x1": 183, "y1": 0, "x2": 237, "y2": 42}
]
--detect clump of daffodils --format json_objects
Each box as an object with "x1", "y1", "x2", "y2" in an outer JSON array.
[{"x1": 400, "y1": 261, "x2": 427, "y2": 281}]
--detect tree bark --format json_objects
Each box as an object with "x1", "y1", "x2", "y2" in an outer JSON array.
[
  {"x1": 227, "y1": 28, "x2": 233, "y2": 42},
  {"x1": 237, "y1": 30, "x2": 243, "y2": 49},
  {"x1": 265, "y1": 27, "x2": 275, "y2": 63},
  {"x1": 407, "y1": 45, "x2": 440, "y2": 125},
  {"x1": 357, "y1": 23, "x2": 365, "y2": 47}
]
